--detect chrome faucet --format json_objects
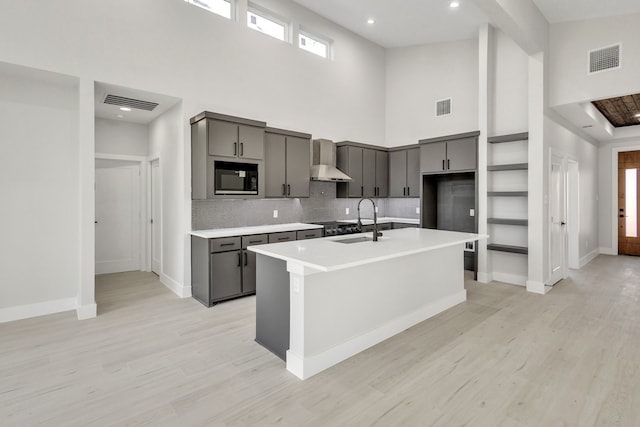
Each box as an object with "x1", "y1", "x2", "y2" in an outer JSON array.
[{"x1": 357, "y1": 198, "x2": 382, "y2": 241}]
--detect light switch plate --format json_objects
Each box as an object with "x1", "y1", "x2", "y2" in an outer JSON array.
[
  {"x1": 273, "y1": 210, "x2": 278, "y2": 218},
  {"x1": 416, "y1": 207, "x2": 420, "y2": 214},
  {"x1": 375, "y1": 206, "x2": 378, "y2": 213},
  {"x1": 470, "y1": 209, "x2": 475, "y2": 217}
]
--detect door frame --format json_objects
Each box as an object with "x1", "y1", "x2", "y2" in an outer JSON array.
[
  {"x1": 548, "y1": 149, "x2": 569, "y2": 284},
  {"x1": 610, "y1": 145, "x2": 640, "y2": 255},
  {"x1": 146, "y1": 155, "x2": 161, "y2": 273},
  {"x1": 95, "y1": 153, "x2": 147, "y2": 272},
  {"x1": 567, "y1": 159, "x2": 580, "y2": 269}
]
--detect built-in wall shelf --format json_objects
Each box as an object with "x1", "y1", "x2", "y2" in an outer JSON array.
[
  {"x1": 487, "y1": 163, "x2": 528, "y2": 171},
  {"x1": 488, "y1": 191, "x2": 528, "y2": 197},
  {"x1": 488, "y1": 132, "x2": 529, "y2": 144},
  {"x1": 487, "y1": 218, "x2": 528, "y2": 226},
  {"x1": 487, "y1": 244, "x2": 528, "y2": 255}
]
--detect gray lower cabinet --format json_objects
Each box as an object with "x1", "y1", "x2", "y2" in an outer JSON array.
[
  {"x1": 389, "y1": 147, "x2": 420, "y2": 197},
  {"x1": 268, "y1": 231, "x2": 296, "y2": 243},
  {"x1": 419, "y1": 133, "x2": 477, "y2": 173},
  {"x1": 297, "y1": 229, "x2": 323, "y2": 240},
  {"x1": 361, "y1": 223, "x2": 392, "y2": 232},
  {"x1": 265, "y1": 128, "x2": 311, "y2": 198},
  {"x1": 191, "y1": 234, "x2": 268, "y2": 307}
]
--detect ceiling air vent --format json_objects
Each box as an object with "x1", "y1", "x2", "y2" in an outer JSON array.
[
  {"x1": 103, "y1": 94, "x2": 159, "y2": 111},
  {"x1": 436, "y1": 98, "x2": 452, "y2": 117},
  {"x1": 589, "y1": 44, "x2": 621, "y2": 74}
]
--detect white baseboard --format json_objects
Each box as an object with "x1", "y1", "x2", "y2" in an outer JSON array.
[
  {"x1": 286, "y1": 290, "x2": 466, "y2": 380},
  {"x1": 76, "y1": 303, "x2": 97, "y2": 320},
  {"x1": 599, "y1": 247, "x2": 617, "y2": 256},
  {"x1": 0, "y1": 297, "x2": 77, "y2": 324},
  {"x1": 492, "y1": 272, "x2": 527, "y2": 287},
  {"x1": 526, "y1": 280, "x2": 550, "y2": 295},
  {"x1": 477, "y1": 272, "x2": 492, "y2": 284},
  {"x1": 579, "y1": 249, "x2": 600, "y2": 268},
  {"x1": 160, "y1": 273, "x2": 191, "y2": 298}
]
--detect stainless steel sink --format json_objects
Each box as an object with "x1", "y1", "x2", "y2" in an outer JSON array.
[{"x1": 334, "y1": 236, "x2": 373, "y2": 244}]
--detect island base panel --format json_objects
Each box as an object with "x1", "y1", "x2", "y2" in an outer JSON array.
[
  {"x1": 255, "y1": 255, "x2": 289, "y2": 361},
  {"x1": 287, "y1": 244, "x2": 466, "y2": 380}
]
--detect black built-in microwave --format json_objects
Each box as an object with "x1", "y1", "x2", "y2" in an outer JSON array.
[{"x1": 214, "y1": 161, "x2": 258, "y2": 195}]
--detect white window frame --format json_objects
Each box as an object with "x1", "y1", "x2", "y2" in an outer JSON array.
[
  {"x1": 298, "y1": 29, "x2": 332, "y2": 59},
  {"x1": 184, "y1": 0, "x2": 233, "y2": 20},
  {"x1": 247, "y1": 3, "x2": 290, "y2": 43}
]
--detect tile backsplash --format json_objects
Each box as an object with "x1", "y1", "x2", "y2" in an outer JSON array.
[{"x1": 192, "y1": 182, "x2": 420, "y2": 230}]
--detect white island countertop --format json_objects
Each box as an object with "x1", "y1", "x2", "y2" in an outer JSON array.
[
  {"x1": 190, "y1": 222, "x2": 323, "y2": 239},
  {"x1": 249, "y1": 228, "x2": 487, "y2": 272}
]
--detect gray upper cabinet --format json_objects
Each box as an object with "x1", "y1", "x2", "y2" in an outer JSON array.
[
  {"x1": 419, "y1": 132, "x2": 479, "y2": 174},
  {"x1": 264, "y1": 128, "x2": 311, "y2": 198},
  {"x1": 336, "y1": 143, "x2": 388, "y2": 198},
  {"x1": 389, "y1": 147, "x2": 420, "y2": 197},
  {"x1": 208, "y1": 119, "x2": 264, "y2": 160},
  {"x1": 190, "y1": 112, "x2": 267, "y2": 200}
]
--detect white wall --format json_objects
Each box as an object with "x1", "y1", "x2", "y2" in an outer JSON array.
[
  {"x1": 546, "y1": 115, "x2": 599, "y2": 263},
  {"x1": 0, "y1": 0, "x2": 387, "y2": 314},
  {"x1": 598, "y1": 138, "x2": 640, "y2": 253},
  {"x1": 549, "y1": 13, "x2": 640, "y2": 107},
  {"x1": 385, "y1": 39, "x2": 479, "y2": 146},
  {"x1": 95, "y1": 119, "x2": 148, "y2": 157},
  {"x1": 490, "y1": 30, "x2": 529, "y2": 135},
  {"x1": 0, "y1": 63, "x2": 79, "y2": 318},
  {"x1": 148, "y1": 103, "x2": 189, "y2": 297}
]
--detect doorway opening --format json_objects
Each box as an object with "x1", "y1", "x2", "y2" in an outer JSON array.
[{"x1": 618, "y1": 151, "x2": 640, "y2": 256}]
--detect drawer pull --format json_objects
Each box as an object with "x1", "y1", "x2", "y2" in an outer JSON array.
[
  {"x1": 249, "y1": 240, "x2": 262, "y2": 244},
  {"x1": 220, "y1": 243, "x2": 235, "y2": 247},
  {"x1": 277, "y1": 237, "x2": 289, "y2": 241}
]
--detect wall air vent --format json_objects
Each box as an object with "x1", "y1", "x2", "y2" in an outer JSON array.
[
  {"x1": 589, "y1": 44, "x2": 621, "y2": 74},
  {"x1": 436, "y1": 98, "x2": 452, "y2": 117},
  {"x1": 103, "y1": 94, "x2": 159, "y2": 111}
]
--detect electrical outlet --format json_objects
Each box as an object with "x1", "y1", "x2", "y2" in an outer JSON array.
[
  {"x1": 416, "y1": 207, "x2": 420, "y2": 214},
  {"x1": 470, "y1": 209, "x2": 475, "y2": 217},
  {"x1": 375, "y1": 206, "x2": 379, "y2": 213},
  {"x1": 273, "y1": 210, "x2": 278, "y2": 218},
  {"x1": 346, "y1": 208, "x2": 350, "y2": 215}
]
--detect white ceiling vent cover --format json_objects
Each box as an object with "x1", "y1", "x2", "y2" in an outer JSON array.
[
  {"x1": 103, "y1": 94, "x2": 159, "y2": 111},
  {"x1": 589, "y1": 44, "x2": 621, "y2": 74},
  {"x1": 436, "y1": 98, "x2": 452, "y2": 117}
]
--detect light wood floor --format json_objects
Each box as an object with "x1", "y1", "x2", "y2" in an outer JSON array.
[{"x1": 2, "y1": 256, "x2": 640, "y2": 426}]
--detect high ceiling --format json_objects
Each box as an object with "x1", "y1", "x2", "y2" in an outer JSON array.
[{"x1": 292, "y1": 0, "x2": 640, "y2": 48}]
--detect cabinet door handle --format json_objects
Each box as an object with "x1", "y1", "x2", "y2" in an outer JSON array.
[
  {"x1": 237, "y1": 252, "x2": 242, "y2": 267},
  {"x1": 244, "y1": 251, "x2": 248, "y2": 266},
  {"x1": 240, "y1": 143, "x2": 244, "y2": 156},
  {"x1": 288, "y1": 184, "x2": 291, "y2": 196},
  {"x1": 361, "y1": 186, "x2": 364, "y2": 196},
  {"x1": 447, "y1": 159, "x2": 450, "y2": 170},
  {"x1": 233, "y1": 142, "x2": 237, "y2": 156},
  {"x1": 282, "y1": 184, "x2": 286, "y2": 196},
  {"x1": 407, "y1": 187, "x2": 410, "y2": 196},
  {"x1": 442, "y1": 159, "x2": 445, "y2": 170},
  {"x1": 403, "y1": 187, "x2": 406, "y2": 196}
]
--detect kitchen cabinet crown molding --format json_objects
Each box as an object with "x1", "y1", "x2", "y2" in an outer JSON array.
[
  {"x1": 265, "y1": 127, "x2": 312, "y2": 139},
  {"x1": 418, "y1": 130, "x2": 480, "y2": 145},
  {"x1": 190, "y1": 111, "x2": 266, "y2": 128}
]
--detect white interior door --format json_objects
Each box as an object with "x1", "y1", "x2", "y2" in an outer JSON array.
[
  {"x1": 550, "y1": 155, "x2": 567, "y2": 285},
  {"x1": 567, "y1": 160, "x2": 580, "y2": 269},
  {"x1": 151, "y1": 160, "x2": 161, "y2": 275},
  {"x1": 95, "y1": 160, "x2": 141, "y2": 275}
]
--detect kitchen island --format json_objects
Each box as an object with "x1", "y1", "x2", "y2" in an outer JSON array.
[{"x1": 249, "y1": 227, "x2": 487, "y2": 380}]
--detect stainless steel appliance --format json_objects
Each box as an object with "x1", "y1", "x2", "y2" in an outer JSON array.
[
  {"x1": 312, "y1": 221, "x2": 361, "y2": 236},
  {"x1": 214, "y1": 161, "x2": 258, "y2": 195}
]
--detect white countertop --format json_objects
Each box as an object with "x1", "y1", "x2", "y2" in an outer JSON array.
[
  {"x1": 249, "y1": 228, "x2": 487, "y2": 272},
  {"x1": 338, "y1": 217, "x2": 420, "y2": 225},
  {"x1": 190, "y1": 222, "x2": 323, "y2": 239}
]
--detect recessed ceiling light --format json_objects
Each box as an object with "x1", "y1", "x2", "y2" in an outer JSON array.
[
  {"x1": 450, "y1": 1, "x2": 460, "y2": 7},
  {"x1": 119, "y1": 107, "x2": 131, "y2": 112},
  {"x1": 367, "y1": 18, "x2": 375, "y2": 24}
]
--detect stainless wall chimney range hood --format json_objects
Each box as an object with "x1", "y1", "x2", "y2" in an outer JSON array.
[{"x1": 310, "y1": 139, "x2": 352, "y2": 182}]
